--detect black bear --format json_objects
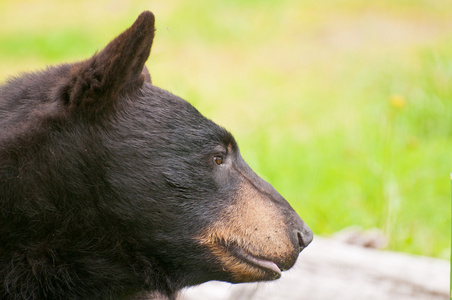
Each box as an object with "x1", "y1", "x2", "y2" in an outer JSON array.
[{"x1": 0, "y1": 11, "x2": 312, "y2": 300}]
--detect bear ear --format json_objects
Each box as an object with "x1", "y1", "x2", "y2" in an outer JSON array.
[{"x1": 63, "y1": 11, "x2": 155, "y2": 113}]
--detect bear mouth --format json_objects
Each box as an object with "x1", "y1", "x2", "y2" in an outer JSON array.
[{"x1": 231, "y1": 245, "x2": 282, "y2": 279}]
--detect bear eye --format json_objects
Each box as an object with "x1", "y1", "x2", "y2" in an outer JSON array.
[{"x1": 213, "y1": 156, "x2": 224, "y2": 166}]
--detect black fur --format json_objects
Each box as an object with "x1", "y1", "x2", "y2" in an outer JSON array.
[{"x1": 0, "y1": 11, "x2": 312, "y2": 299}]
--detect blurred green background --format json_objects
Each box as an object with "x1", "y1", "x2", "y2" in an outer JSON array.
[{"x1": 0, "y1": 0, "x2": 450, "y2": 259}]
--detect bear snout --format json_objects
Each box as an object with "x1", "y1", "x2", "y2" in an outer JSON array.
[{"x1": 195, "y1": 173, "x2": 312, "y2": 282}]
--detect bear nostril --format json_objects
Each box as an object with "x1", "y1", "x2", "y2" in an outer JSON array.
[
  {"x1": 297, "y1": 230, "x2": 313, "y2": 251},
  {"x1": 297, "y1": 232, "x2": 304, "y2": 250}
]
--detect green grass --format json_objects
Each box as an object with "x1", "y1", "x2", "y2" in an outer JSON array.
[{"x1": 0, "y1": 0, "x2": 450, "y2": 259}]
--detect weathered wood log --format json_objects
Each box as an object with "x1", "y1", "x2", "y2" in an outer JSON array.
[{"x1": 178, "y1": 237, "x2": 449, "y2": 300}]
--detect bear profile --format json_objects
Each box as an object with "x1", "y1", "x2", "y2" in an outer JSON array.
[{"x1": 0, "y1": 11, "x2": 312, "y2": 300}]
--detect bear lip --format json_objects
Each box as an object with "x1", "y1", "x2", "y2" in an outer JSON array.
[{"x1": 233, "y1": 247, "x2": 282, "y2": 278}]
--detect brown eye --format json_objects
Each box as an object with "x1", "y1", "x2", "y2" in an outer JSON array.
[{"x1": 213, "y1": 156, "x2": 223, "y2": 165}]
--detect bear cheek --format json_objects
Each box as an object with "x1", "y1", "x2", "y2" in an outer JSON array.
[{"x1": 194, "y1": 181, "x2": 297, "y2": 282}]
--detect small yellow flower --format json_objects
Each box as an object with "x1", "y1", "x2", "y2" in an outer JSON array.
[{"x1": 390, "y1": 94, "x2": 406, "y2": 109}]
